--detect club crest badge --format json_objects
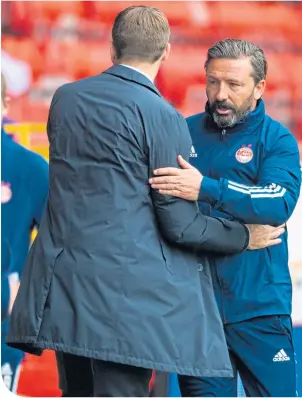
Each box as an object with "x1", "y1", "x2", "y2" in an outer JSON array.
[
  {"x1": 1, "y1": 182, "x2": 12, "y2": 203},
  {"x1": 235, "y1": 144, "x2": 253, "y2": 164}
]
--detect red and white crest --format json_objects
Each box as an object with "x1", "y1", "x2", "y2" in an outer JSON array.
[
  {"x1": 1, "y1": 182, "x2": 12, "y2": 204},
  {"x1": 235, "y1": 145, "x2": 253, "y2": 164}
]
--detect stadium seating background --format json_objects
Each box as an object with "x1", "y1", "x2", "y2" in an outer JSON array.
[
  {"x1": 2, "y1": 1, "x2": 302, "y2": 141},
  {"x1": 1, "y1": 1, "x2": 302, "y2": 396}
]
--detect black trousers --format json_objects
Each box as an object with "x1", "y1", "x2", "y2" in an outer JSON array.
[{"x1": 56, "y1": 351, "x2": 152, "y2": 397}]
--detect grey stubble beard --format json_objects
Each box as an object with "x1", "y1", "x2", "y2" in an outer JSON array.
[{"x1": 210, "y1": 93, "x2": 254, "y2": 129}]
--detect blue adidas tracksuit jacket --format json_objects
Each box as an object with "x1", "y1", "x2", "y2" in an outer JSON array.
[
  {"x1": 1, "y1": 128, "x2": 49, "y2": 280},
  {"x1": 1, "y1": 127, "x2": 49, "y2": 390},
  {"x1": 187, "y1": 99, "x2": 301, "y2": 323}
]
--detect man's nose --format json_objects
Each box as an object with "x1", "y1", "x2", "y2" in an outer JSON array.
[{"x1": 216, "y1": 84, "x2": 228, "y2": 102}]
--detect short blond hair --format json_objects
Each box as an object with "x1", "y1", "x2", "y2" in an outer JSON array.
[{"x1": 112, "y1": 5, "x2": 170, "y2": 63}]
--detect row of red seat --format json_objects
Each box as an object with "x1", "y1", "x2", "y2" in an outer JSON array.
[
  {"x1": 2, "y1": 2, "x2": 302, "y2": 138},
  {"x1": 3, "y1": 1, "x2": 302, "y2": 31},
  {"x1": 7, "y1": 83, "x2": 302, "y2": 138},
  {"x1": 3, "y1": 36, "x2": 302, "y2": 88}
]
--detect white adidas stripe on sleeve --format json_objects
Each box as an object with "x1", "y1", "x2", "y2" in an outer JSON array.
[{"x1": 227, "y1": 180, "x2": 287, "y2": 198}]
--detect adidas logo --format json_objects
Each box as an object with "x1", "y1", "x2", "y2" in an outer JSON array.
[
  {"x1": 1, "y1": 363, "x2": 13, "y2": 390},
  {"x1": 273, "y1": 349, "x2": 290, "y2": 362},
  {"x1": 1, "y1": 363, "x2": 13, "y2": 376},
  {"x1": 190, "y1": 146, "x2": 198, "y2": 158}
]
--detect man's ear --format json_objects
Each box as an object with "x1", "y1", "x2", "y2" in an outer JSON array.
[
  {"x1": 161, "y1": 43, "x2": 171, "y2": 64},
  {"x1": 110, "y1": 42, "x2": 117, "y2": 64},
  {"x1": 254, "y1": 80, "x2": 266, "y2": 100}
]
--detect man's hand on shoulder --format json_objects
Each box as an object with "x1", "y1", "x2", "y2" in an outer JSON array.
[
  {"x1": 246, "y1": 224, "x2": 285, "y2": 250},
  {"x1": 149, "y1": 155, "x2": 202, "y2": 201}
]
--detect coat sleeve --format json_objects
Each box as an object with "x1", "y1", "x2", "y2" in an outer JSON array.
[
  {"x1": 198, "y1": 132, "x2": 301, "y2": 226},
  {"x1": 148, "y1": 108, "x2": 250, "y2": 254}
]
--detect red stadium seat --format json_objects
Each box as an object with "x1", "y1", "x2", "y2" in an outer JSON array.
[
  {"x1": 139, "y1": 2, "x2": 202, "y2": 26},
  {"x1": 93, "y1": 1, "x2": 201, "y2": 27},
  {"x1": 28, "y1": 1, "x2": 86, "y2": 22},
  {"x1": 2, "y1": 1, "x2": 302, "y2": 139},
  {"x1": 9, "y1": 96, "x2": 49, "y2": 123},
  {"x1": 160, "y1": 45, "x2": 207, "y2": 107},
  {"x1": 82, "y1": 42, "x2": 112, "y2": 77},
  {"x1": 17, "y1": 351, "x2": 61, "y2": 397},
  {"x1": 179, "y1": 83, "x2": 207, "y2": 118},
  {"x1": 2, "y1": 37, "x2": 44, "y2": 79},
  {"x1": 208, "y1": 2, "x2": 301, "y2": 32},
  {"x1": 264, "y1": 89, "x2": 294, "y2": 127},
  {"x1": 44, "y1": 40, "x2": 111, "y2": 79}
]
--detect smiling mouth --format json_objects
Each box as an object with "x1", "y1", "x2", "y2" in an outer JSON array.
[{"x1": 216, "y1": 108, "x2": 232, "y2": 115}]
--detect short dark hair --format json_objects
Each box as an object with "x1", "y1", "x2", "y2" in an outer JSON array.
[
  {"x1": 205, "y1": 39, "x2": 267, "y2": 84},
  {"x1": 112, "y1": 5, "x2": 170, "y2": 63}
]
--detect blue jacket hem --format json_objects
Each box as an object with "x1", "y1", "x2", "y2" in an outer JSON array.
[{"x1": 6, "y1": 336, "x2": 234, "y2": 378}]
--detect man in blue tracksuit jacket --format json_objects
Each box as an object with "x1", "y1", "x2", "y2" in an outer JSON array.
[
  {"x1": 1, "y1": 74, "x2": 49, "y2": 392},
  {"x1": 150, "y1": 39, "x2": 301, "y2": 397}
]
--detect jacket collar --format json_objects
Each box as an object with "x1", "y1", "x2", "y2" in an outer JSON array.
[
  {"x1": 204, "y1": 99, "x2": 265, "y2": 134},
  {"x1": 103, "y1": 64, "x2": 162, "y2": 98}
]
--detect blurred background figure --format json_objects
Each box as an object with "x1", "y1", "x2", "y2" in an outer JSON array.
[
  {"x1": 1, "y1": 72, "x2": 49, "y2": 393},
  {"x1": 1, "y1": 1, "x2": 302, "y2": 397}
]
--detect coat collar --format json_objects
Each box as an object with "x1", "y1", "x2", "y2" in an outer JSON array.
[
  {"x1": 204, "y1": 99, "x2": 265, "y2": 134},
  {"x1": 103, "y1": 64, "x2": 162, "y2": 98}
]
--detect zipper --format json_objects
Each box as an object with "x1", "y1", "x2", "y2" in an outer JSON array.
[{"x1": 208, "y1": 129, "x2": 227, "y2": 177}]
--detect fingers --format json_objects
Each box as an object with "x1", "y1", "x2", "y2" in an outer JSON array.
[
  {"x1": 178, "y1": 155, "x2": 193, "y2": 169},
  {"x1": 158, "y1": 189, "x2": 184, "y2": 198},
  {"x1": 153, "y1": 167, "x2": 181, "y2": 176},
  {"x1": 149, "y1": 176, "x2": 177, "y2": 185},
  {"x1": 150, "y1": 181, "x2": 191, "y2": 194},
  {"x1": 266, "y1": 238, "x2": 282, "y2": 247},
  {"x1": 152, "y1": 183, "x2": 176, "y2": 190},
  {"x1": 152, "y1": 182, "x2": 186, "y2": 191},
  {"x1": 270, "y1": 227, "x2": 285, "y2": 239},
  {"x1": 246, "y1": 224, "x2": 285, "y2": 250},
  {"x1": 157, "y1": 189, "x2": 197, "y2": 201}
]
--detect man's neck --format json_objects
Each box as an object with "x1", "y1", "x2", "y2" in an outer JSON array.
[{"x1": 116, "y1": 61, "x2": 159, "y2": 82}]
